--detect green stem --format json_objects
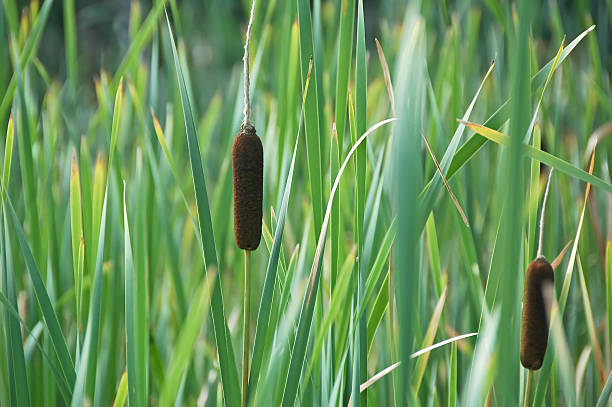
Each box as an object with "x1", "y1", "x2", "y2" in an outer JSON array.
[
  {"x1": 524, "y1": 369, "x2": 533, "y2": 407},
  {"x1": 242, "y1": 250, "x2": 251, "y2": 406}
]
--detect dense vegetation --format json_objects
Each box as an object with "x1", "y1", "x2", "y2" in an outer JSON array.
[{"x1": 1, "y1": 0, "x2": 612, "y2": 405}]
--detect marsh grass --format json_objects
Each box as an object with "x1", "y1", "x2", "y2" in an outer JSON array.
[{"x1": 0, "y1": 0, "x2": 611, "y2": 406}]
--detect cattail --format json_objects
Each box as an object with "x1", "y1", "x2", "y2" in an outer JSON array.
[
  {"x1": 232, "y1": 122, "x2": 263, "y2": 251},
  {"x1": 520, "y1": 256, "x2": 554, "y2": 370}
]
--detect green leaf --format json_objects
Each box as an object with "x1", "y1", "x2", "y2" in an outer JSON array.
[
  {"x1": 69, "y1": 151, "x2": 83, "y2": 344},
  {"x1": 3, "y1": 115, "x2": 14, "y2": 187},
  {"x1": 1, "y1": 205, "x2": 29, "y2": 407},
  {"x1": 3, "y1": 190, "x2": 76, "y2": 391},
  {"x1": 445, "y1": 25, "x2": 595, "y2": 183},
  {"x1": 70, "y1": 188, "x2": 108, "y2": 406},
  {"x1": 247, "y1": 62, "x2": 311, "y2": 403},
  {"x1": 111, "y1": 0, "x2": 169, "y2": 91},
  {"x1": 353, "y1": 1, "x2": 367, "y2": 404},
  {"x1": 597, "y1": 369, "x2": 612, "y2": 407},
  {"x1": 0, "y1": 0, "x2": 55, "y2": 121},
  {"x1": 448, "y1": 343, "x2": 457, "y2": 407},
  {"x1": 62, "y1": 0, "x2": 78, "y2": 95},
  {"x1": 124, "y1": 183, "x2": 146, "y2": 407},
  {"x1": 165, "y1": 14, "x2": 240, "y2": 407},
  {"x1": 159, "y1": 271, "x2": 215, "y2": 406},
  {"x1": 297, "y1": 0, "x2": 324, "y2": 238},
  {"x1": 281, "y1": 118, "x2": 395, "y2": 407},
  {"x1": 113, "y1": 371, "x2": 128, "y2": 407},
  {"x1": 461, "y1": 121, "x2": 612, "y2": 193}
]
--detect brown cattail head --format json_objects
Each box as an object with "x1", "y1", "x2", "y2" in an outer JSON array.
[
  {"x1": 520, "y1": 256, "x2": 554, "y2": 370},
  {"x1": 232, "y1": 123, "x2": 263, "y2": 251}
]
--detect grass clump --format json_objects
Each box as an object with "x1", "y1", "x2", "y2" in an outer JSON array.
[{"x1": 1, "y1": 1, "x2": 612, "y2": 406}]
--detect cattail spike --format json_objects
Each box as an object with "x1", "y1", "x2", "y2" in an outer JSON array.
[
  {"x1": 520, "y1": 257, "x2": 554, "y2": 370},
  {"x1": 232, "y1": 124, "x2": 263, "y2": 250}
]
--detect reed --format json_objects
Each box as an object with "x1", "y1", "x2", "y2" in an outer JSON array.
[
  {"x1": 232, "y1": 1, "x2": 261, "y2": 405},
  {"x1": 521, "y1": 169, "x2": 554, "y2": 372}
]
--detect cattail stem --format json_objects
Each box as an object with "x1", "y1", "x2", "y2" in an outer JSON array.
[
  {"x1": 537, "y1": 169, "x2": 553, "y2": 258},
  {"x1": 242, "y1": 250, "x2": 251, "y2": 406},
  {"x1": 523, "y1": 369, "x2": 533, "y2": 407},
  {"x1": 243, "y1": 0, "x2": 256, "y2": 126}
]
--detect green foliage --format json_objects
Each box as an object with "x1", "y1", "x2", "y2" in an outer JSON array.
[{"x1": 0, "y1": 1, "x2": 610, "y2": 406}]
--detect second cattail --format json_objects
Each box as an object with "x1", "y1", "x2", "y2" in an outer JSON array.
[
  {"x1": 232, "y1": 122, "x2": 263, "y2": 250},
  {"x1": 520, "y1": 256, "x2": 554, "y2": 370},
  {"x1": 521, "y1": 169, "x2": 555, "y2": 371}
]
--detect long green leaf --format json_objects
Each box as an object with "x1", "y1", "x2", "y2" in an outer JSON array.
[
  {"x1": 124, "y1": 183, "x2": 145, "y2": 407},
  {"x1": 159, "y1": 272, "x2": 215, "y2": 406},
  {"x1": 3, "y1": 190, "x2": 76, "y2": 390},
  {"x1": 70, "y1": 188, "x2": 108, "y2": 407},
  {"x1": 445, "y1": 25, "x2": 595, "y2": 182},
  {"x1": 247, "y1": 59, "x2": 312, "y2": 404},
  {"x1": 353, "y1": 1, "x2": 367, "y2": 405},
  {"x1": 165, "y1": 14, "x2": 240, "y2": 407},
  {"x1": 0, "y1": 0, "x2": 55, "y2": 121},
  {"x1": 297, "y1": 0, "x2": 323, "y2": 237},
  {"x1": 461, "y1": 121, "x2": 612, "y2": 193},
  {"x1": 111, "y1": 0, "x2": 169, "y2": 91},
  {"x1": 281, "y1": 118, "x2": 395, "y2": 406},
  {"x1": 1, "y1": 203, "x2": 29, "y2": 406}
]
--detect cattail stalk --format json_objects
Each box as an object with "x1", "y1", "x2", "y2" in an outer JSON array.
[
  {"x1": 537, "y1": 168, "x2": 553, "y2": 257},
  {"x1": 242, "y1": 250, "x2": 251, "y2": 406},
  {"x1": 523, "y1": 369, "x2": 533, "y2": 407},
  {"x1": 521, "y1": 169, "x2": 555, "y2": 374},
  {"x1": 234, "y1": 0, "x2": 259, "y2": 405}
]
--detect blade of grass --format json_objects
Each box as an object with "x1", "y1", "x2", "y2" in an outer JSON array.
[
  {"x1": 110, "y1": 0, "x2": 169, "y2": 91},
  {"x1": 0, "y1": 0, "x2": 55, "y2": 122},
  {"x1": 304, "y1": 246, "x2": 356, "y2": 382},
  {"x1": 576, "y1": 256, "x2": 605, "y2": 384},
  {"x1": 12, "y1": 36, "x2": 43, "y2": 266},
  {"x1": 367, "y1": 266, "x2": 389, "y2": 353},
  {"x1": 281, "y1": 118, "x2": 396, "y2": 407},
  {"x1": 420, "y1": 58, "x2": 495, "y2": 218},
  {"x1": 124, "y1": 183, "x2": 146, "y2": 407},
  {"x1": 496, "y1": 1, "x2": 532, "y2": 401},
  {"x1": 165, "y1": 14, "x2": 240, "y2": 407},
  {"x1": 1, "y1": 204, "x2": 29, "y2": 406},
  {"x1": 70, "y1": 188, "x2": 108, "y2": 406},
  {"x1": 62, "y1": 0, "x2": 77, "y2": 96},
  {"x1": 606, "y1": 242, "x2": 612, "y2": 359},
  {"x1": 391, "y1": 14, "x2": 425, "y2": 406},
  {"x1": 449, "y1": 342, "x2": 457, "y2": 407},
  {"x1": 413, "y1": 287, "x2": 448, "y2": 391},
  {"x1": 3, "y1": 115, "x2": 14, "y2": 187},
  {"x1": 2, "y1": 189, "x2": 76, "y2": 391},
  {"x1": 597, "y1": 369, "x2": 612, "y2": 407},
  {"x1": 445, "y1": 25, "x2": 595, "y2": 183},
  {"x1": 354, "y1": 1, "x2": 367, "y2": 404},
  {"x1": 332, "y1": 0, "x2": 356, "y2": 368},
  {"x1": 460, "y1": 121, "x2": 612, "y2": 193},
  {"x1": 532, "y1": 151, "x2": 596, "y2": 406},
  {"x1": 69, "y1": 151, "x2": 83, "y2": 352},
  {"x1": 297, "y1": 0, "x2": 323, "y2": 237},
  {"x1": 0, "y1": 289, "x2": 71, "y2": 403},
  {"x1": 247, "y1": 58, "x2": 313, "y2": 404},
  {"x1": 159, "y1": 271, "x2": 215, "y2": 406},
  {"x1": 113, "y1": 371, "x2": 128, "y2": 407},
  {"x1": 348, "y1": 332, "x2": 478, "y2": 406},
  {"x1": 72, "y1": 74, "x2": 124, "y2": 405}
]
